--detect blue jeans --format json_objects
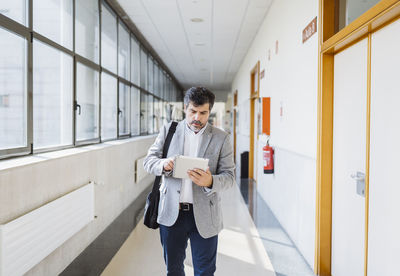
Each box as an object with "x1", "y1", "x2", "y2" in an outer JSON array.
[{"x1": 159, "y1": 208, "x2": 218, "y2": 276}]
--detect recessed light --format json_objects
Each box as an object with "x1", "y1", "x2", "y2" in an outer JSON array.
[
  {"x1": 191, "y1": 18, "x2": 204, "y2": 23},
  {"x1": 195, "y1": 43, "x2": 205, "y2": 46}
]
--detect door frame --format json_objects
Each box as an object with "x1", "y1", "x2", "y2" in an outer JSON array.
[
  {"x1": 315, "y1": 1, "x2": 400, "y2": 275},
  {"x1": 249, "y1": 61, "x2": 260, "y2": 180}
]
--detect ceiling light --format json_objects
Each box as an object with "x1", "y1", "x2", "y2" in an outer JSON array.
[
  {"x1": 195, "y1": 43, "x2": 205, "y2": 46},
  {"x1": 191, "y1": 18, "x2": 204, "y2": 23}
]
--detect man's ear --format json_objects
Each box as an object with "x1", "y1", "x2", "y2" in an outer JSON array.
[{"x1": 184, "y1": 104, "x2": 187, "y2": 110}]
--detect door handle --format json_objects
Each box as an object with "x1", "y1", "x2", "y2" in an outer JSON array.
[
  {"x1": 351, "y1": 173, "x2": 365, "y2": 181},
  {"x1": 351, "y1": 172, "x2": 365, "y2": 197}
]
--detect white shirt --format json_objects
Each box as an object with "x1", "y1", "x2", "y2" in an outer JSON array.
[{"x1": 179, "y1": 121, "x2": 208, "y2": 203}]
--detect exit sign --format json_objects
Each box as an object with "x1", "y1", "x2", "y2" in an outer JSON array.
[{"x1": 302, "y1": 17, "x2": 317, "y2": 43}]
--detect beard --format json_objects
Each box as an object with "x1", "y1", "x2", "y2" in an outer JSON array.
[{"x1": 189, "y1": 120, "x2": 204, "y2": 132}]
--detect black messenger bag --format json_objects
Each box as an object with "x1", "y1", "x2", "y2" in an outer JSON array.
[{"x1": 143, "y1": 121, "x2": 178, "y2": 229}]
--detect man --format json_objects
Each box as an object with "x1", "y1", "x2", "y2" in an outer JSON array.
[{"x1": 143, "y1": 87, "x2": 235, "y2": 276}]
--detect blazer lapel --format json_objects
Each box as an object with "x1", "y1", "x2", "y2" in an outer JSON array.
[{"x1": 197, "y1": 124, "x2": 212, "y2": 158}]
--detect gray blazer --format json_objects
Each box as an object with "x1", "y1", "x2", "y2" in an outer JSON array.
[{"x1": 143, "y1": 120, "x2": 235, "y2": 238}]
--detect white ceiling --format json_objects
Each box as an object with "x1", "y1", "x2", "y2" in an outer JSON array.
[{"x1": 117, "y1": 0, "x2": 273, "y2": 91}]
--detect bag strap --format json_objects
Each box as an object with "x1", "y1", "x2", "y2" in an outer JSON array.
[
  {"x1": 162, "y1": 121, "x2": 178, "y2": 158},
  {"x1": 151, "y1": 121, "x2": 178, "y2": 194}
]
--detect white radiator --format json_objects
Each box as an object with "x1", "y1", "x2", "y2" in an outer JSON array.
[
  {"x1": 0, "y1": 182, "x2": 95, "y2": 276},
  {"x1": 135, "y1": 156, "x2": 149, "y2": 183}
]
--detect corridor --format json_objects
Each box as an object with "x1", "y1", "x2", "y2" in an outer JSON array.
[{"x1": 2, "y1": 0, "x2": 400, "y2": 275}]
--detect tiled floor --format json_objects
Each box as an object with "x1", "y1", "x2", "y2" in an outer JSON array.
[
  {"x1": 101, "y1": 183, "x2": 275, "y2": 276},
  {"x1": 62, "y1": 179, "x2": 314, "y2": 276}
]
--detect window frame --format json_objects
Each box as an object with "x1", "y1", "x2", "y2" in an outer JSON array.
[{"x1": 0, "y1": 0, "x2": 183, "y2": 160}]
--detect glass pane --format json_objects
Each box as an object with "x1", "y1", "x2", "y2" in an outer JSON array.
[
  {"x1": 101, "y1": 4, "x2": 117, "y2": 74},
  {"x1": 148, "y1": 57, "x2": 153, "y2": 93},
  {"x1": 154, "y1": 98, "x2": 162, "y2": 133},
  {"x1": 0, "y1": 28, "x2": 27, "y2": 150},
  {"x1": 147, "y1": 94, "x2": 154, "y2": 134},
  {"x1": 76, "y1": 62, "x2": 99, "y2": 141},
  {"x1": 118, "y1": 82, "x2": 130, "y2": 135},
  {"x1": 75, "y1": 0, "x2": 99, "y2": 63},
  {"x1": 140, "y1": 49, "x2": 147, "y2": 90},
  {"x1": 336, "y1": 0, "x2": 380, "y2": 32},
  {"x1": 101, "y1": 72, "x2": 117, "y2": 140},
  {"x1": 162, "y1": 73, "x2": 167, "y2": 100},
  {"x1": 33, "y1": 0, "x2": 73, "y2": 49},
  {"x1": 130, "y1": 87, "x2": 140, "y2": 136},
  {"x1": 140, "y1": 91, "x2": 147, "y2": 134},
  {"x1": 131, "y1": 37, "x2": 140, "y2": 85},
  {"x1": 118, "y1": 23, "x2": 130, "y2": 80},
  {"x1": 33, "y1": 40, "x2": 73, "y2": 149},
  {"x1": 154, "y1": 63, "x2": 159, "y2": 97},
  {"x1": 0, "y1": 0, "x2": 27, "y2": 25}
]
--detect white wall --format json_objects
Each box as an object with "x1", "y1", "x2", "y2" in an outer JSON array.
[
  {"x1": 0, "y1": 136, "x2": 156, "y2": 275},
  {"x1": 231, "y1": 0, "x2": 318, "y2": 269}
]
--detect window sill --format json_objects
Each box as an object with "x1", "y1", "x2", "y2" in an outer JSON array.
[{"x1": 0, "y1": 134, "x2": 158, "y2": 172}]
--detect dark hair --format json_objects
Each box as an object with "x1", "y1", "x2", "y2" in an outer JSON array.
[{"x1": 184, "y1": 87, "x2": 215, "y2": 111}]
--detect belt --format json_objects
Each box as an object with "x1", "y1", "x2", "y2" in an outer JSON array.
[{"x1": 179, "y1": 202, "x2": 193, "y2": 211}]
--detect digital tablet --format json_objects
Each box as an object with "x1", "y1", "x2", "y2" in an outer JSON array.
[{"x1": 173, "y1": 155, "x2": 209, "y2": 179}]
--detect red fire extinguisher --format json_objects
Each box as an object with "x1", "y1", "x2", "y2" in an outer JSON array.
[{"x1": 263, "y1": 140, "x2": 274, "y2": 174}]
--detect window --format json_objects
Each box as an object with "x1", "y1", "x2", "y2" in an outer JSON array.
[
  {"x1": 140, "y1": 91, "x2": 147, "y2": 134},
  {"x1": 131, "y1": 36, "x2": 140, "y2": 85},
  {"x1": 75, "y1": 0, "x2": 99, "y2": 63},
  {"x1": 0, "y1": 27, "x2": 27, "y2": 150},
  {"x1": 154, "y1": 63, "x2": 159, "y2": 97},
  {"x1": 0, "y1": 0, "x2": 182, "y2": 159},
  {"x1": 147, "y1": 94, "x2": 154, "y2": 134},
  {"x1": 101, "y1": 72, "x2": 117, "y2": 140},
  {"x1": 162, "y1": 72, "x2": 167, "y2": 100},
  {"x1": 118, "y1": 82, "x2": 130, "y2": 136},
  {"x1": 336, "y1": 0, "x2": 380, "y2": 32},
  {"x1": 0, "y1": 0, "x2": 27, "y2": 25},
  {"x1": 154, "y1": 98, "x2": 162, "y2": 132},
  {"x1": 140, "y1": 48, "x2": 148, "y2": 90},
  {"x1": 130, "y1": 87, "x2": 140, "y2": 136},
  {"x1": 148, "y1": 57, "x2": 154, "y2": 93},
  {"x1": 33, "y1": 40, "x2": 73, "y2": 149},
  {"x1": 76, "y1": 62, "x2": 99, "y2": 141},
  {"x1": 101, "y1": 4, "x2": 117, "y2": 74},
  {"x1": 118, "y1": 23, "x2": 130, "y2": 80},
  {"x1": 33, "y1": 0, "x2": 73, "y2": 49}
]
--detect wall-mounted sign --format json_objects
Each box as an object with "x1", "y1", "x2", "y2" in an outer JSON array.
[
  {"x1": 303, "y1": 17, "x2": 317, "y2": 43},
  {"x1": 261, "y1": 69, "x2": 265, "y2": 79}
]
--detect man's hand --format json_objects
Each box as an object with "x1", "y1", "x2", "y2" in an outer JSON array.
[
  {"x1": 187, "y1": 167, "x2": 213, "y2": 188},
  {"x1": 163, "y1": 158, "x2": 174, "y2": 171}
]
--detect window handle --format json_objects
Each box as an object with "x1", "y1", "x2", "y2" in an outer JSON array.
[
  {"x1": 74, "y1": 101, "x2": 81, "y2": 115},
  {"x1": 118, "y1": 108, "x2": 122, "y2": 116}
]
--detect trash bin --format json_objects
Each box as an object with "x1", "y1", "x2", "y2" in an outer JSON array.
[{"x1": 240, "y1": 151, "x2": 249, "y2": 179}]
